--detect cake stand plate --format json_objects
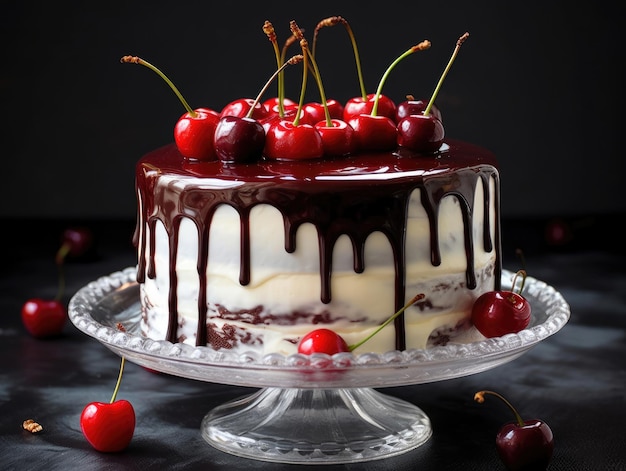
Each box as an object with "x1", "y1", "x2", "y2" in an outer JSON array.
[{"x1": 69, "y1": 268, "x2": 570, "y2": 464}]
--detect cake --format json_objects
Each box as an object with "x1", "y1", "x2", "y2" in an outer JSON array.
[
  {"x1": 130, "y1": 22, "x2": 501, "y2": 356},
  {"x1": 134, "y1": 139, "x2": 501, "y2": 356}
]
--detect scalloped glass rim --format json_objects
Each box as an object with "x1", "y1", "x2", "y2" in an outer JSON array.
[{"x1": 68, "y1": 267, "x2": 570, "y2": 388}]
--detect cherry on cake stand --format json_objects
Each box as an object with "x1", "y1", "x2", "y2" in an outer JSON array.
[{"x1": 68, "y1": 267, "x2": 570, "y2": 465}]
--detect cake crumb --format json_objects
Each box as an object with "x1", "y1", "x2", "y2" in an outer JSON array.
[{"x1": 22, "y1": 419, "x2": 43, "y2": 433}]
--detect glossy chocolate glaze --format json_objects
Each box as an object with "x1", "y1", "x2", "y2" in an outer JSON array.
[{"x1": 134, "y1": 140, "x2": 501, "y2": 349}]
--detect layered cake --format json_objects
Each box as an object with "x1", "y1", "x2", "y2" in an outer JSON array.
[
  {"x1": 134, "y1": 139, "x2": 501, "y2": 355},
  {"x1": 130, "y1": 21, "x2": 500, "y2": 356}
]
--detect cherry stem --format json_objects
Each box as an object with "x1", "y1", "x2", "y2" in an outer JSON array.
[
  {"x1": 474, "y1": 390, "x2": 525, "y2": 427},
  {"x1": 511, "y1": 269, "x2": 527, "y2": 294},
  {"x1": 371, "y1": 41, "x2": 431, "y2": 117},
  {"x1": 348, "y1": 293, "x2": 425, "y2": 351},
  {"x1": 312, "y1": 16, "x2": 367, "y2": 100},
  {"x1": 292, "y1": 21, "x2": 332, "y2": 126},
  {"x1": 289, "y1": 21, "x2": 312, "y2": 127},
  {"x1": 247, "y1": 54, "x2": 303, "y2": 119},
  {"x1": 263, "y1": 21, "x2": 286, "y2": 117},
  {"x1": 120, "y1": 55, "x2": 195, "y2": 117},
  {"x1": 54, "y1": 244, "x2": 69, "y2": 301},
  {"x1": 424, "y1": 32, "x2": 469, "y2": 117},
  {"x1": 110, "y1": 357, "x2": 126, "y2": 404},
  {"x1": 516, "y1": 248, "x2": 527, "y2": 271}
]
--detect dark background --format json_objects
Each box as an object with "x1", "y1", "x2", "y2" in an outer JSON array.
[
  {"x1": 1, "y1": 1, "x2": 623, "y2": 222},
  {"x1": 1, "y1": 3, "x2": 625, "y2": 468}
]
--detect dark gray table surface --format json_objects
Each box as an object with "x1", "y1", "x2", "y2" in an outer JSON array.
[{"x1": 1, "y1": 218, "x2": 624, "y2": 470}]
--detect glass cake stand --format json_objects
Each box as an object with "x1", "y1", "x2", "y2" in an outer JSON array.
[{"x1": 68, "y1": 267, "x2": 570, "y2": 464}]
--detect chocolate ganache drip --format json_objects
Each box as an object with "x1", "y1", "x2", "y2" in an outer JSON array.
[{"x1": 134, "y1": 140, "x2": 501, "y2": 350}]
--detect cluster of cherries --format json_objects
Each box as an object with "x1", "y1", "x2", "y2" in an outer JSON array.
[
  {"x1": 21, "y1": 227, "x2": 93, "y2": 338},
  {"x1": 297, "y1": 269, "x2": 532, "y2": 356},
  {"x1": 123, "y1": 17, "x2": 469, "y2": 164},
  {"x1": 20, "y1": 228, "x2": 135, "y2": 453}
]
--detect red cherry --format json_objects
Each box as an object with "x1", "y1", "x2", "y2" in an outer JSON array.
[
  {"x1": 220, "y1": 98, "x2": 270, "y2": 120},
  {"x1": 314, "y1": 119, "x2": 355, "y2": 157},
  {"x1": 299, "y1": 102, "x2": 326, "y2": 126},
  {"x1": 348, "y1": 114, "x2": 397, "y2": 152},
  {"x1": 261, "y1": 106, "x2": 303, "y2": 133},
  {"x1": 264, "y1": 120, "x2": 324, "y2": 160},
  {"x1": 397, "y1": 33, "x2": 469, "y2": 154},
  {"x1": 298, "y1": 294, "x2": 424, "y2": 355},
  {"x1": 121, "y1": 56, "x2": 220, "y2": 161},
  {"x1": 214, "y1": 115, "x2": 265, "y2": 163},
  {"x1": 325, "y1": 98, "x2": 345, "y2": 119},
  {"x1": 544, "y1": 218, "x2": 573, "y2": 246},
  {"x1": 475, "y1": 390, "x2": 554, "y2": 471},
  {"x1": 21, "y1": 299, "x2": 66, "y2": 338},
  {"x1": 298, "y1": 328, "x2": 350, "y2": 355},
  {"x1": 348, "y1": 40, "x2": 432, "y2": 152},
  {"x1": 395, "y1": 96, "x2": 442, "y2": 123},
  {"x1": 312, "y1": 16, "x2": 379, "y2": 123},
  {"x1": 263, "y1": 25, "x2": 326, "y2": 161},
  {"x1": 396, "y1": 114, "x2": 445, "y2": 153},
  {"x1": 174, "y1": 108, "x2": 220, "y2": 161},
  {"x1": 58, "y1": 227, "x2": 93, "y2": 261},
  {"x1": 81, "y1": 330, "x2": 136, "y2": 453},
  {"x1": 342, "y1": 93, "x2": 397, "y2": 122},
  {"x1": 471, "y1": 270, "x2": 532, "y2": 338},
  {"x1": 262, "y1": 96, "x2": 296, "y2": 112},
  {"x1": 80, "y1": 400, "x2": 135, "y2": 453}
]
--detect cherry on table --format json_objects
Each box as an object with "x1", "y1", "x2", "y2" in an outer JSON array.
[
  {"x1": 21, "y1": 299, "x2": 66, "y2": 338},
  {"x1": 80, "y1": 324, "x2": 136, "y2": 453},
  {"x1": 80, "y1": 399, "x2": 135, "y2": 453},
  {"x1": 57, "y1": 226, "x2": 94, "y2": 263},
  {"x1": 474, "y1": 390, "x2": 554, "y2": 471}
]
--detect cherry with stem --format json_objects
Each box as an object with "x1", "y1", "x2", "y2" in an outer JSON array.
[
  {"x1": 22, "y1": 227, "x2": 93, "y2": 338},
  {"x1": 298, "y1": 293, "x2": 424, "y2": 355},
  {"x1": 397, "y1": 32, "x2": 469, "y2": 153},
  {"x1": 348, "y1": 40, "x2": 431, "y2": 152},
  {"x1": 471, "y1": 269, "x2": 532, "y2": 338},
  {"x1": 121, "y1": 55, "x2": 220, "y2": 161},
  {"x1": 214, "y1": 54, "x2": 303, "y2": 163},
  {"x1": 80, "y1": 323, "x2": 136, "y2": 453},
  {"x1": 290, "y1": 20, "x2": 355, "y2": 157},
  {"x1": 263, "y1": 21, "x2": 325, "y2": 160},
  {"x1": 474, "y1": 390, "x2": 554, "y2": 470}
]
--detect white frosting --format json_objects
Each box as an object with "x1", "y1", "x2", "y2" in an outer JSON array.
[{"x1": 139, "y1": 173, "x2": 498, "y2": 355}]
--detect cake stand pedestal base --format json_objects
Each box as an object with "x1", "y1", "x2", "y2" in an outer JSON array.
[{"x1": 201, "y1": 387, "x2": 432, "y2": 464}]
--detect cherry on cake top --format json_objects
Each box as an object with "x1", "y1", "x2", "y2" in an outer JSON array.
[{"x1": 122, "y1": 17, "x2": 470, "y2": 163}]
